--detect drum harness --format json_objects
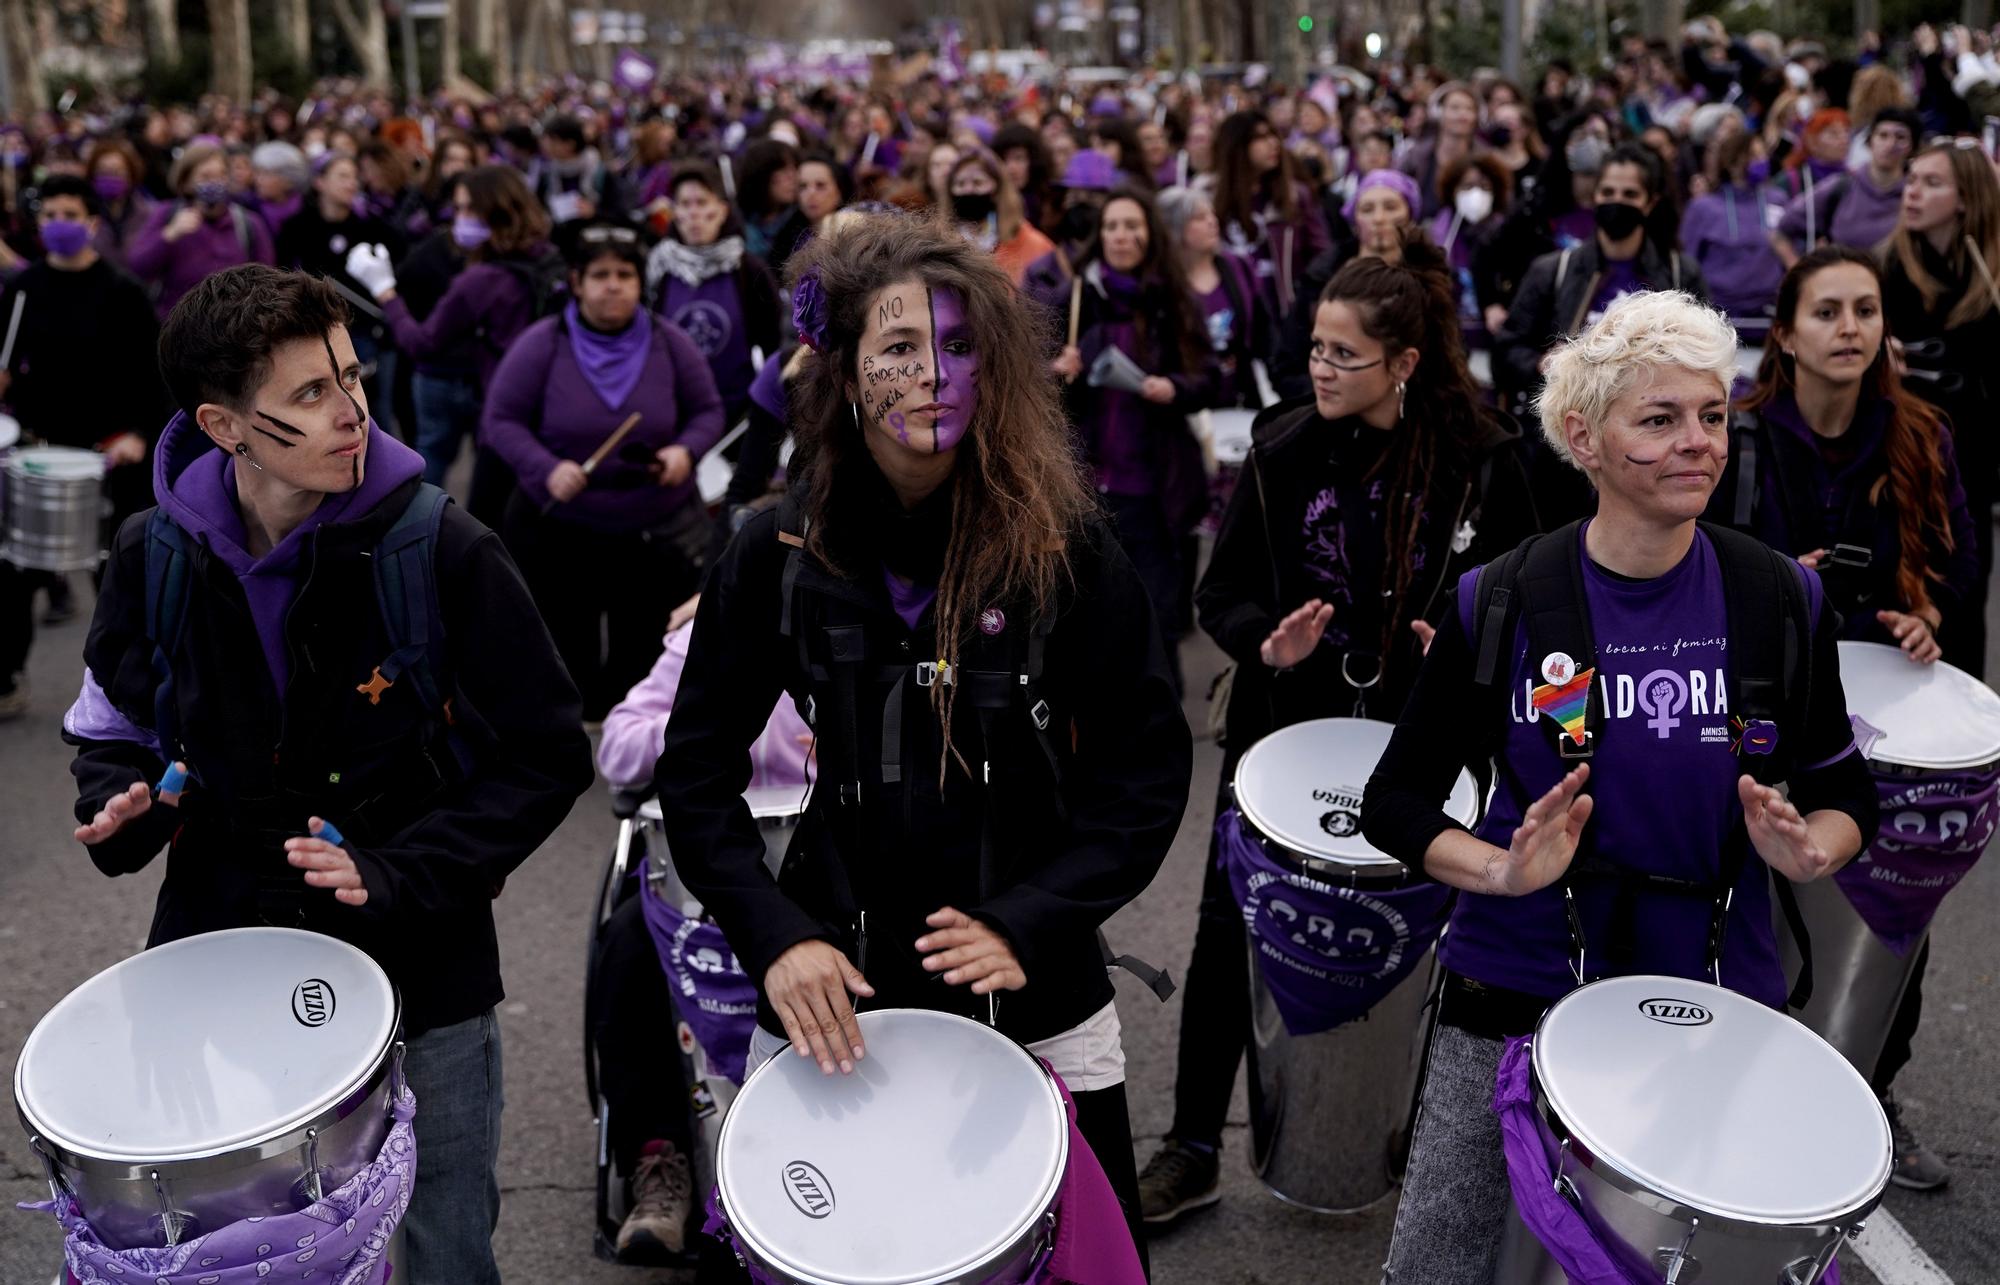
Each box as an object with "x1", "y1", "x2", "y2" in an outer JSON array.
[
  {"x1": 1470, "y1": 519, "x2": 1817, "y2": 1006},
  {"x1": 141, "y1": 482, "x2": 470, "y2": 927},
  {"x1": 774, "y1": 511, "x2": 1175, "y2": 1026}
]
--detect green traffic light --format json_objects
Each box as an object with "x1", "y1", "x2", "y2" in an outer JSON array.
[{"x1": 1298, "y1": 14, "x2": 1314, "y2": 31}]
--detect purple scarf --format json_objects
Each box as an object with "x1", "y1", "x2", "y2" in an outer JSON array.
[{"x1": 564, "y1": 299, "x2": 652, "y2": 411}]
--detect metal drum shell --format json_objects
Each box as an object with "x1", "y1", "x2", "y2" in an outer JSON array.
[{"x1": 3, "y1": 446, "x2": 105, "y2": 573}]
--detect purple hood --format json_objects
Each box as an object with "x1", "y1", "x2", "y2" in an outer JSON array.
[{"x1": 152, "y1": 410, "x2": 426, "y2": 695}]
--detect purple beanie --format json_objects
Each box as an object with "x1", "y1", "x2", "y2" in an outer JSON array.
[{"x1": 1343, "y1": 167, "x2": 1423, "y2": 222}]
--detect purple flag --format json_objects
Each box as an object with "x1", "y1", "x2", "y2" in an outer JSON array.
[
  {"x1": 1217, "y1": 809, "x2": 1450, "y2": 1037},
  {"x1": 1836, "y1": 765, "x2": 1999, "y2": 955},
  {"x1": 640, "y1": 859, "x2": 759, "y2": 1084}
]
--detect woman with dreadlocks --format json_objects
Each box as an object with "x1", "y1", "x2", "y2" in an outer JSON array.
[
  {"x1": 1136, "y1": 237, "x2": 1542, "y2": 1226},
  {"x1": 652, "y1": 215, "x2": 1191, "y2": 1267}
]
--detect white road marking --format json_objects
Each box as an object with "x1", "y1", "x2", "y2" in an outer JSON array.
[{"x1": 1850, "y1": 1206, "x2": 1956, "y2": 1285}]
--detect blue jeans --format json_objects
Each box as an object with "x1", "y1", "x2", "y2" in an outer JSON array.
[
  {"x1": 411, "y1": 371, "x2": 482, "y2": 488},
  {"x1": 401, "y1": 1010, "x2": 504, "y2": 1284}
]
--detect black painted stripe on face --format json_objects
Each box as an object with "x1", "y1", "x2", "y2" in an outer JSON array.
[
  {"x1": 258, "y1": 411, "x2": 308, "y2": 437},
  {"x1": 249, "y1": 423, "x2": 298, "y2": 448},
  {"x1": 325, "y1": 334, "x2": 366, "y2": 424}
]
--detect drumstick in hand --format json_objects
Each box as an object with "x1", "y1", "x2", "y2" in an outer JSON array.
[{"x1": 580, "y1": 412, "x2": 644, "y2": 477}]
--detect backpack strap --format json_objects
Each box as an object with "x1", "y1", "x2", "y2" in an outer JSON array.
[
  {"x1": 368, "y1": 483, "x2": 453, "y2": 717},
  {"x1": 1515, "y1": 521, "x2": 1601, "y2": 762},
  {"x1": 229, "y1": 205, "x2": 253, "y2": 259},
  {"x1": 1670, "y1": 250, "x2": 1682, "y2": 291},
  {"x1": 1728, "y1": 410, "x2": 1761, "y2": 527},
  {"x1": 1553, "y1": 246, "x2": 1571, "y2": 297}
]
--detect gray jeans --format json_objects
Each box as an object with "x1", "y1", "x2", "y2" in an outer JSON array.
[
  {"x1": 1381, "y1": 1023, "x2": 1512, "y2": 1285},
  {"x1": 401, "y1": 1009, "x2": 505, "y2": 1284}
]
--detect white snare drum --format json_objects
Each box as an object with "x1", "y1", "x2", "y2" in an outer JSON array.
[
  {"x1": 1838, "y1": 640, "x2": 2000, "y2": 772},
  {"x1": 715, "y1": 1008, "x2": 1068, "y2": 1285},
  {"x1": 15, "y1": 927, "x2": 404, "y2": 1268},
  {"x1": 1233, "y1": 717, "x2": 1478, "y2": 1213},
  {"x1": 641, "y1": 784, "x2": 806, "y2": 911},
  {"x1": 3, "y1": 445, "x2": 105, "y2": 572},
  {"x1": 1497, "y1": 976, "x2": 1890, "y2": 1285}
]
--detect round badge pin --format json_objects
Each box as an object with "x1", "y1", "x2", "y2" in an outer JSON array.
[
  {"x1": 1541, "y1": 651, "x2": 1576, "y2": 685},
  {"x1": 979, "y1": 607, "x2": 1006, "y2": 636}
]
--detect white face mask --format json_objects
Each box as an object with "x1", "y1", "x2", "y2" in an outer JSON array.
[{"x1": 1454, "y1": 186, "x2": 1494, "y2": 224}]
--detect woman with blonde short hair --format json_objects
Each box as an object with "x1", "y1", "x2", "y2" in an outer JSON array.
[{"x1": 1361, "y1": 289, "x2": 1879, "y2": 1284}]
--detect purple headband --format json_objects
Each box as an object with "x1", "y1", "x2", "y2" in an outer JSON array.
[{"x1": 1343, "y1": 167, "x2": 1422, "y2": 223}]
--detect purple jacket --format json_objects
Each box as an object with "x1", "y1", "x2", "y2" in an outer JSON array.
[
  {"x1": 1680, "y1": 183, "x2": 1786, "y2": 319},
  {"x1": 382, "y1": 255, "x2": 543, "y2": 390},
  {"x1": 126, "y1": 201, "x2": 277, "y2": 319},
  {"x1": 1777, "y1": 167, "x2": 1904, "y2": 254},
  {"x1": 481, "y1": 313, "x2": 727, "y2": 530}
]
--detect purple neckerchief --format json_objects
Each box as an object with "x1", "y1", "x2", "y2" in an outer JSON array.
[
  {"x1": 563, "y1": 299, "x2": 653, "y2": 412},
  {"x1": 701, "y1": 1065, "x2": 1145, "y2": 1285},
  {"x1": 24, "y1": 1082, "x2": 415, "y2": 1285},
  {"x1": 1217, "y1": 809, "x2": 1451, "y2": 1036},
  {"x1": 1836, "y1": 754, "x2": 1999, "y2": 955},
  {"x1": 1495, "y1": 1037, "x2": 1841, "y2": 1285},
  {"x1": 883, "y1": 566, "x2": 937, "y2": 630},
  {"x1": 639, "y1": 857, "x2": 758, "y2": 1084}
]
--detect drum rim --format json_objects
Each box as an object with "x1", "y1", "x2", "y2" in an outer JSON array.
[
  {"x1": 5, "y1": 445, "x2": 108, "y2": 479},
  {"x1": 639, "y1": 786, "x2": 809, "y2": 826},
  {"x1": 1232, "y1": 717, "x2": 1478, "y2": 873},
  {"x1": 13, "y1": 928, "x2": 404, "y2": 1175},
  {"x1": 715, "y1": 1007, "x2": 1070, "y2": 1285},
  {"x1": 1529, "y1": 976, "x2": 1892, "y2": 1227},
  {"x1": 1837, "y1": 641, "x2": 2000, "y2": 770}
]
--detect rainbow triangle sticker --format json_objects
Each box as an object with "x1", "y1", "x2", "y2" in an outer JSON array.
[{"x1": 1531, "y1": 667, "x2": 1595, "y2": 747}]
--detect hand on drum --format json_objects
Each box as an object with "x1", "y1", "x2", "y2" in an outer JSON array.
[
  {"x1": 545, "y1": 460, "x2": 588, "y2": 504},
  {"x1": 1261, "y1": 599, "x2": 1334, "y2": 669},
  {"x1": 766, "y1": 939, "x2": 874, "y2": 1075},
  {"x1": 284, "y1": 818, "x2": 371, "y2": 905},
  {"x1": 73, "y1": 777, "x2": 170, "y2": 845},
  {"x1": 917, "y1": 906, "x2": 1026, "y2": 994},
  {"x1": 1495, "y1": 764, "x2": 1593, "y2": 895},
  {"x1": 1740, "y1": 776, "x2": 1835, "y2": 882},
  {"x1": 1876, "y1": 609, "x2": 1942, "y2": 664}
]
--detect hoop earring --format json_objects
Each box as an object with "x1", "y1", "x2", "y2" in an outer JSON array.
[
  {"x1": 1396, "y1": 381, "x2": 1407, "y2": 422},
  {"x1": 235, "y1": 442, "x2": 265, "y2": 473},
  {"x1": 851, "y1": 403, "x2": 862, "y2": 431}
]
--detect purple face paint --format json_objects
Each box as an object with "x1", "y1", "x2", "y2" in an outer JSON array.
[{"x1": 926, "y1": 286, "x2": 977, "y2": 453}]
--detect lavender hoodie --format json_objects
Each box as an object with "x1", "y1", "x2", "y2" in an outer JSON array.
[{"x1": 597, "y1": 622, "x2": 811, "y2": 791}]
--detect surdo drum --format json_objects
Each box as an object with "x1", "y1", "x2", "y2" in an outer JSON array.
[
  {"x1": 1229, "y1": 717, "x2": 1478, "y2": 1212},
  {"x1": 713, "y1": 1008, "x2": 1068, "y2": 1285},
  {"x1": 2, "y1": 445, "x2": 106, "y2": 572},
  {"x1": 639, "y1": 784, "x2": 804, "y2": 910},
  {"x1": 1776, "y1": 642, "x2": 2000, "y2": 1078},
  {"x1": 15, "y1": 927, "x2": 406, "y2": 1279},
  {"x1": 1495, "y1": 976, "x2": 1890, "y2": 1285}
]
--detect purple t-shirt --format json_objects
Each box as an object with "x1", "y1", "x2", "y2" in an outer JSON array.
[
  {"x1": 1443, "y1": 528, "x2": 1825, "y2": 1008},
  {"x1": 1195, "y1": 280, "x2": 1236, "y2": 356},
  {"x1": 661, "y1": 272, "x2": 755, "y2": 407}
]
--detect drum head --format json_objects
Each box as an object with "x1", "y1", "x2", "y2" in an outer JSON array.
[
  {"x1": 744, "y1": 784, "x2": 808, "y2": 822},
  {"x1": 1533, "y1": 976, "x2": 1890, "y2": 1223},
  {"x1": 1838, "y1": 641, "x2": 2000, "y2": 770},
  {"x1": 0, "y1": 412, "x2": 18, "y2": 451},
  {"x1": 718, "y1": 1008, "x2": 1068, "y2": 1285},
  {"x1": 8, "y1": 446, "x2": 104, "y2": 480},
  {"x1": 15, "y1": 928, "x2": 399, "y2": 1163},
  {"x1": 1233, "y1": 718, "x2": 1478, "y2": 871}
]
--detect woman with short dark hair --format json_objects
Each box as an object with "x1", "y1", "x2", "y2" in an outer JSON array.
[{"x1": 644, "y1": 164, "x2": 782, "y2": 428}]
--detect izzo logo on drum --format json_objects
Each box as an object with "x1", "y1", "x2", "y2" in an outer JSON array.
[
  {"x1": 783, "y1": 1160, "x2": 835, "y2": 1219},
  {"x1": 1312, "y1": 786, "x2": 1364, "y2": 839},
  {"x1": 291, "y1": 978, "x2": 337, "y2": 1028},
  {"x1": 1638, "y1": 997, "x2": 1712, "y2": 1026}
]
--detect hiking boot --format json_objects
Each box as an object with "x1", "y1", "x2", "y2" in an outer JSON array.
[
  {"x1": 1137, "y1": 1138, "x2": 1221, "y2": 1226},
  {"x1": 0, "y1": 678, "x2": 26, "y2": 723},
  {"x1": 616, "y1": 1139, "x2": 692, "y2": 1260},
  {"x1": 1883, "y1": 1093, "x2": 1951, "y2": 1191}
]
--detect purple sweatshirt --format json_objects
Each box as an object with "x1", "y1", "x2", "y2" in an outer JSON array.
[
  {"x1": 1680, "y1": 183, "x2": 1787, "y2": 318},
  {"x1": 126, "y1": 201, "x2": 277, "y2": 320},
  {"x1": 480, "y1": 313, "x2": 726, "y2": 530},
  {"x1": 150, "y1": 411, "x2": 425, "y2": 697},
  {"x1": 1777, "y1": 167, "x2": 1904, "y2": 254},
  {"x1": 381, "y1": 255, "x2": 542, "y2": 390}
]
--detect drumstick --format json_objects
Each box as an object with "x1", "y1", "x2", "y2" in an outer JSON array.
[
  {"x1": 0, "y1": 291, "x2": 25, "y2": 371},
  {"x1": 580, "y1": 412, "x2": 644, "y2": 477},
  {"x1": 1066, "y1": 277, "x2": 1082, "y2": 349}
]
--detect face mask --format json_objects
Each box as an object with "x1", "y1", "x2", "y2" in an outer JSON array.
[
  {"x1": 41, "y1": 218, "x2": 91, "y2": 258},
  {"x1": 1454, "y1": 187, "x2": 1494, "y2": 224},
  {"x1": 92, "y1": 174, "x2": 130, "y2": 203},
  {"x1": 1565, "y1": 134, "x2": 1609, "y2": 176},
  {"x1": 950, "y1": 191, "x2": 996, "y2": 224},
  {"x1": 451, "y1": 214, "x2": 492, "y2": 250},
  {"x1": 193, "y1": 180, "x2": 230, "y2": 208},
  {"x1": 1058, "y1": 201, "x2": 1100, "y2": 245},
  {"x1": 1593, "y1": 200, "x2": 1647, "y2": 240}
]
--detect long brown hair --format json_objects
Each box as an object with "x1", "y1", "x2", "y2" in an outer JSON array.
[
  {"x1": 461, "y1": 164, "x2": 549, "y2": 259},
  {"x1": 1742, "y1": 245, "x2": 1957, "y2": 616},
  {"x1": 788, "y1": 216, "x2": 1095, "y2": 780},
  {"x1": 1077, "y1": 186, "x2": 1210, "y2": 377},
  {"x1": 1887, "y1": 142, "x2": 2000, "y2": 332},
  {"x1": 1213, "y1": 110, "x2": 1301, "y2": 233}
]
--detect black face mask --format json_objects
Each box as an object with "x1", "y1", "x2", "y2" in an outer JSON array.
[
  {"x1": 1593, "y1": 200, "x2": 1647, "y2": 240},
  {"x1": 1058, "y1": 202, "x2": 1100, "y2": 246},
  {"x1": 951, "y1": 191, "x2": 996, "y2": 224}
]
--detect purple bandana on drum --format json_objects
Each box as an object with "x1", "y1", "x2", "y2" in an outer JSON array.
[
  {"x1": 640, "y1": 858, "x2": 759, "y2": 1084},
  {"x1": 1494, "y1": 1037, "x2": 1843, "y2": 1285},
  {"x1": 23, "y1": 1082, "x2": 415, "y2": 1285},
  {"x1": 1217, "y1": 809, "x2": 1450, "y2": 1037},
  {"x1": 1835, "y1": 765, "x2": 2000, "y2": 956}
]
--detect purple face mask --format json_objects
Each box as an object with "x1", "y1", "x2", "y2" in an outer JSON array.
[
  {"x1": 91, "y1": 173, "x2": 130, "y2": 203},
  {"x1": 40, "y1": 218, "x2": 91, "y2": 258},
  {"x1": 451, "y1": 214, "x2": 491, "y2": 249}
]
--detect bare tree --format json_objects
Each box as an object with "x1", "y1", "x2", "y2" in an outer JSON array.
[
  {"x1": 492, "y1": 0, "x2": 513, "y2": 89},
  {"x1": 144, "y1": 0, "x2": 179, "y2": 65},
  {"x1": 282, "y1": 0, "x2": 311, "y2": 69},
  {"x1": 208, "y1": 0, "x2": 252, "y2": 99},
  {"x1": 0, "y1": 0, "x2": 46, "y2": 116},
  {"x1": 329, "y1": 0, "x2": 393, "y2": 87},
  {"x1": 442, "y1": 0, "x2": 461, "y2": 86}
]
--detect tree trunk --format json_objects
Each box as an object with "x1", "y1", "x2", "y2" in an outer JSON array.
[
  {"x1": 468, "y1": 0, "x2": 495, "y2": 65},
  {"x1": 442, "y1": 0, "x2": 462, "y2": 87},
  {"x1": 493, "y1": 0, "x2": 514, "y2": 89},
  {"x1": 283, "y1": 0, "x2": 311, "y2": 70},
  {"x1": 544, "y1": 0, "x2": 571, "y2": 76},
  {"x1": 144, "y1": 0, "x2": 179, "y2": 64},
  {"x1": 329, "y1": 0, "x2": 393, "y2": 88},
  {"x1": 0, "y1": 0, "x2": 45, "y2": 117},
  {"x1": 208, "y1": 0, "x2": 251, "y2": 100}
]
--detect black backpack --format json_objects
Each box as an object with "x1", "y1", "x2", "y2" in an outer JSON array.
[{"x1": 1466, "y1": 519, "x2": 1817, "y2": 1005}]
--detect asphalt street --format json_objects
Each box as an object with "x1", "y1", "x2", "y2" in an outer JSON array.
[{"x1": 1, "y1": 544, "x2": 1994, "y2": 1284}]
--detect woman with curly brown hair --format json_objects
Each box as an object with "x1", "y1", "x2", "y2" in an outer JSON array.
[{"x1": 654, "y1": 214, "x2": 1191, "y2": 1267}]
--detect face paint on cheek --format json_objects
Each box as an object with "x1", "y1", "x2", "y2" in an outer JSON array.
[
  {"x1": 1624, "y1": 453, "x2": 1663, "y2": 465},
  {"x1": 889, "y1": 410, "x2": 909, "y2": 444},
  {"x1": 926, "y1": 286, "x2": 977, "y2": 453}
]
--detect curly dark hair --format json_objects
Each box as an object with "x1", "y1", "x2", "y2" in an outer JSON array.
[{"x1": 158, "y1": 264, "x2": 351, "y2": 417}]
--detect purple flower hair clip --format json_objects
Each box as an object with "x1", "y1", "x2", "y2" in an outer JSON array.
[{"x1": 792, "y1": 266, "x2": 830, "y2": 351}]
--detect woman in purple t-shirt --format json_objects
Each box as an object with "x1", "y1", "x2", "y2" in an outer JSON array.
[{"x1": 1362, "y1": 291, "x2": 1878, "y2": 1284}]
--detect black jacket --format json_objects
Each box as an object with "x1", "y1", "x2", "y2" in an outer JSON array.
[
  {"x1": 654, "y1": 473, "x2": 1193, "y2": 1043},
  {"x1": 1492, "y1": 238, "x2": 1710, "y2": 397},
  {"x1": 69, "y1": 479, "x2": 594, "y2": 1034},
  {"x1": 1198, "y1": 400, "x2": 1540, "y2": 747}
]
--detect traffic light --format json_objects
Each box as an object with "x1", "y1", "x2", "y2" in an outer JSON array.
[{"x1": 1298, "y1": 14, "x2": 1314, "y2": 32}]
